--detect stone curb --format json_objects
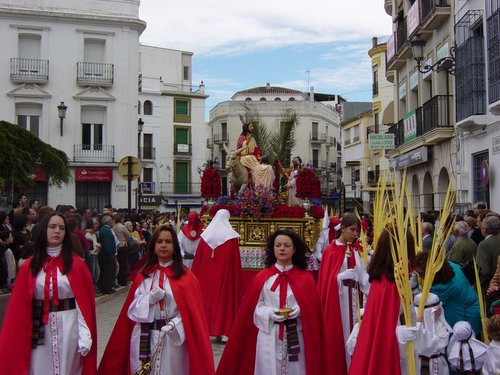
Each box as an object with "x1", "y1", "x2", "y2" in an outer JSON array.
[{"x1": 95, "y1": 285, "x2": 129, "y2": 306}]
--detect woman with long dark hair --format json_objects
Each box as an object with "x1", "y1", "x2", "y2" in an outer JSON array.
[
  {"x1": 348, "y1": 227, "x2": 415, "y2": 375},
  {"x1": 0, "y1": 211, "x2": 97, "y2": 375},
  {"x1": 98, "y1": 225, "x2": 214, "y2": 375},
  {"x1": 217, "y1": 229, "x2": 331, "y2": 375}
]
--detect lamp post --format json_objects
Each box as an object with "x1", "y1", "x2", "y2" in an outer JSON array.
[
  {"x1": 137, "y1": 118, "x2": 144, "y2": 213},
  {"x1": 410, "y1": 35, "x2": 456, "y2": 75},
  {"x1": 57, "y1": 102, "x2": 67, "y2": 136}
]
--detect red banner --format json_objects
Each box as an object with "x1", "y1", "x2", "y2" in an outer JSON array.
[
  {"x1": 75, "y1": 168, "x2": 113, "y2": 182},
  {"x1": 33, "y1": 167, "x2": 49, "y2": 181}
]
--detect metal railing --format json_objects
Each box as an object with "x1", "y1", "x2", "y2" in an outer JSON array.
[
  {"x1": 421, "y1": 0, "x2": 450, "y2": 23},
  {"x1": 76, "y1": 62, "x2": 114, "y2": 86},
  {"x1": 10, "y1": 58, "x2": 49, "y2": 82},
  {"x1": 159, "y1": 182, "x2": 201, "y2": 195},
  {"x1": 389, "y1": 95, "x2": 452, "y2": 148},
  {"x1": 139, "y1": 147, "x2": 156, "y2": 160},
  {"x1": 73, "y1": 144, "x2": 115, "y2": 162},
  {"x1": 213, "y1": 133, "x2": 229, "y2": 144},
  {"x1": 396, "y1": 17, "x2": 407, "y2": 54},
  {"x1": 456, "y1": 36, "x2": 486, "y2": 121},
  {"x1": 309, "y1": 133, "x2": 327, "y2": 143},
  {"x1": 174, "y1": 143, "x2": 192, "y2": 156},
  {"x1": 487, "y1": 9, "x2": 500, "y2": 104}
]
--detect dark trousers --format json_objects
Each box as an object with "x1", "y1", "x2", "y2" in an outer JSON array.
[
  {"x1": 116, "y1": 246, "x2": 130, "y2": 286},
  {"x1": 98, "y1": 253, "x2": 116, "y2": 294}
]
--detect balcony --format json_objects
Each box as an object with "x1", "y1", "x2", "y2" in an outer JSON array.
[
  {"x1": 309, "y1": 133, "x2": 327, "y2": 144},
  {"x1": 387, "y1": 95, "x2": 454, "y2": 155},
  {"x1": 139, "y1": 147, "x2": 156, "y2": 161},
  {"x1": 10, "y1": 58, "x2": 49, "y2": 84},
  {"x1": 420, "y1": 0, "x2": 451, "y2": 33},
  {"x1": 76, "y1": 62, "x2": 114, "y2": 87},
  {"x1": 207, "y1": 138, "x2": 214, "y2": 149},
  {"x1": 455, "y1": 35, "x2": 487, "y2": 131},
  {"x1": 213, "y1": 133, "x2": 229, "y2": 144},
  {"x1": 174, "y1": 143, "x2": 192, "y2": 156},
  {"x1": 73, "y1": 144, "x2": 115, "y2": 162},
  {"x1": 160, "y1": 182, "x2": 201, "y2": 195},
  {"x1": 326, "y1": 136, "x2": 335, "y2": 147},
  {"x1": 395, "y1": 18, "x2": 411, "y2": 60},
  {"x1": 488, "y1": 9, "x2": 500, "y2": 113}
]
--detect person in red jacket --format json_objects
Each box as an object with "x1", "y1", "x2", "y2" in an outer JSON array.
[
  {"x1": 98, "y1": 224, "x2": 214, "y2": 375},
  {"x1": 0, "y1": 211, "x2": 97, "y2": 375},
  {"x1": 217, "y1": 229, "x2": 332, "y2": 375},
  {"x1": 192, "y1": 209, "x2": 242, "y2": 341}
]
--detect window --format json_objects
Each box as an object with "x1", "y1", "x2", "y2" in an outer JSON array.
[
  {"x1": 144, "y1": 100, "x2": 153, "y2": 115},
  {"x1": 372, "y1": 70, "x2": 379, "y2": 96},
  {"x1": 313, "y1": 150, "x2": 319, "y2": 168},
  {"x1": 472, "y1": 151, "x2": 490, "y2": 206},
  {"x1": 138, "y1": 100, "x2": 141, "y2": 115},
  {"x1": 84, "y1": 39, "x2": 105, "y2": 63},
  {"x1": 142, "y1": 134, "x2": 154, "y2": 159},
  {"x1": 174, "y1": 161, "x2": 190, "y2": 194},
  {"x1": 312, "y1": 122, "x2": 319, "y2": 139},
  {"x1": 259, "y1": 98, "x2": 267, "y2": 101},
  {"x1": 81, "y1": 107, "x2": 105, "y2": 150},
  {"x1": 353, "y1": 125, "x2": 360, "y2": 143},
  {"x1": 274, "y1": 97, "x2": 282, "y2": 101},
  {"x1": 143, "y1": 168, "x2": 153, "y2": 182},
  {"x1": 174, "y1": 98, "x2": 191, "y2": 122},
  {"x1": 19, "y1": 34, "x2": 41, "y2": 59},
  {"x1": 174, "y1": 126, "x2": 191, "y2": 155},
  {"x1": 16, "y1": 103, "x2": 41, "y2": 137},
  {"x1": 183, "y1": 66, "x2": 189, "y2": 81}
]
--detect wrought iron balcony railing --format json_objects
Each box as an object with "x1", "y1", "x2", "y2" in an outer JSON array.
[
  {"x1": 73, "y1": 144, "x2": 115, "y2": 162},
  {"x1": 76, "y1": 62, "x2": 114, "y2": 86},
  {"x1": 159, "y1": 182, "x2": 201, "y2": 195},
  {"x1": 10, "y1": 58, "x2": 49, "y2": 83}
]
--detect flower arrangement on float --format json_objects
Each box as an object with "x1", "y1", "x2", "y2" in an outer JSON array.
[
  {"x1": 200, "y1": 161, "x2": 221, "y2": 199},
  {"x1": 235, "y1": 186, "x2": 283, "y2": 220},
  {"x1": 295, "y1": 166, "x2": 322, "y2": 200}
]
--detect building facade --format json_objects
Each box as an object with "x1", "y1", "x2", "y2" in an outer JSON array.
[
  {"x1": 208, "y1": 84, "x2": 342, "y2": 200},
  {"x1": 138, "y1": 45, "x2": 208, "y2": 212},
  {"x1": 454, "y1": 0, "x2": 500, "y2": 211},
  {"x1": 384, "y1": 0, "x2": 457, "y2": 213},
  {"x1": 0, "y1": 0, "x2": 146, "y2": 211}
]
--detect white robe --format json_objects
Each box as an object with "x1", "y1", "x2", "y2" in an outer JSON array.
[
  {"x1": 335, "y1": 246, "x2": 370, "y2": 367},
  {"x1": 482, "y1": 340, "x2": 500, "y2": 375},
  {"x1": 30, "y1": 268, "x2": 91, "y2": 375},
  {"x1": 178, "y1": 231, "x2": 200, "y2": 269},
  {"x1": 253, "y1": 264, "x2": 305, "y2": 375},
  {"x1": 127, "y1": 265, "x2": 188, "y2": 375}
]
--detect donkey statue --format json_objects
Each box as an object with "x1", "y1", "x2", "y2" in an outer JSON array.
[{"x1": 223, "y1": 143, "x2": 248, "y2": 195}]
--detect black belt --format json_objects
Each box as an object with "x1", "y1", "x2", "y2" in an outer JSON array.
[
  {"x1": 420, "y1": 353, "x2": 443, "y2": 360},
  {"x1": 33, "y1": 297, "x2": 76, "y2": 312},
  {"x1": 183, "y1": 254, "x2": 194, "y2": 260}
]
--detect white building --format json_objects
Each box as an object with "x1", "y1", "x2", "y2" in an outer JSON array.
[
  {"x1": 138, "y1": 45, "x2": 208, "y2": 212},
  {"x1": 0, "y1": 0, "x2": 146, "y2": 211},
  {"x1": 454, "y1": 0, "x2": 500, "y2": 211},
  {"x1": 208, "y1": 84, "x2": 342, "y2": 199}
]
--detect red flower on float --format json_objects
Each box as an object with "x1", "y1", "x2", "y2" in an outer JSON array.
[
  {"x1": 295, "y1": 167, "x2": 322, "y2": 199},
  {"x1": 200, "y1": 163, "x2": 222, "y2": 199}
]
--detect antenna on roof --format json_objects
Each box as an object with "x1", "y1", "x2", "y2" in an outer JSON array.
[{"x1": 305, "y1": 69, "x2": 310, "y2": 92}]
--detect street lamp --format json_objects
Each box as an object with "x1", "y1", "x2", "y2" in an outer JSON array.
[
  {"x1": 410, "y1": 35, "x2": 455, "y2": 75},
  {"x1": 57, "y1": 102, "x2": 67, "y2": 136},
  {"x1": 137, "y1": 118, "x2": 144, "y2": 212}
]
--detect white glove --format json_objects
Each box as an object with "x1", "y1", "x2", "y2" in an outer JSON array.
[
  {"x1": 338, "y1": 269, "x2": 358, "y2": 282},
  {"x1": 149, "y1": 288, "x2": 166, "y2": 305},
  {"x1": 161, "y1": 321, "x2": 175, "y2": 334},
  {"x1": 271, "y1": 309, "x2": 286, "y2": 323},
  {"x1": 78, "y1": 345, "x2": 91, "y2": 357},
  {"x1": 288, "y1": 305, "x2": 300, "y2": 319},
  {"x1": 396, "y1": 323, "x2": 421, "y2": 344}
]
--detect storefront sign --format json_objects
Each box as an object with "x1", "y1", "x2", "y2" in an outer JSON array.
[
  {"x1": 394, "y1": 146, "x2": 428, "y2": 170},
  {"x1": 139, "y1": 195, "x2": 162, "y2": 205},
  {"x1": 403, "y1": 110, "x2": 417, "y2": 143},
  {"x1": 369, "y1": 133, "x2": 395, "y2": 150},
  {"x1": 75, "y1": 168, "x2": 113, "y2": 182},
  {"x1": 114, "y1": 183, "x2": 127, "y2": 192}
]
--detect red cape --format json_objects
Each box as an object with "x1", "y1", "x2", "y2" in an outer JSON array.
[
  {"x1": 216, "y1": 266, "x2": 333, "y2": 375},
  {"x1": 0, "y1": 256, "x2": 97, "y2": 375},
  {"x1": 317, "y1": 241, "x2": 362, "y2": 375},
  {"x1": 97, "y1": 267, "x2": 215, "y2": 375},
  {"x1": 348, "y1": 276, "x2": 402, "y2": 375},
  {"x1": 191, "y1": 237, "x2": 242, "y2": 336}
]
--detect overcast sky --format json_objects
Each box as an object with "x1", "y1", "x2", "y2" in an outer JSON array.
[{"x1": 139, "y1": 0, "x2": 393, "y2": 118}]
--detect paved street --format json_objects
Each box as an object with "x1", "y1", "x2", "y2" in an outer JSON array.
[{"x1": 97, "y1": 287, "x2": 225, "y2": 368}]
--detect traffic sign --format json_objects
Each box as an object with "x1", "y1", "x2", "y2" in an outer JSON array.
[{"x1": 117, "y1": 156, "x2": 142, "y2": 181}]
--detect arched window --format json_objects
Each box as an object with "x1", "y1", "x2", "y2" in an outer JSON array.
[
  {"x1": 138, "y1": 100, "x2": 141, "y2": 114},
  {"x1": 245, "y1": 97, "x2": 252, "y2": 101},
  {"x1": 259, "y1": 97, "x2": 267, "y2": 101},
  {"x1": 144, "y1": 100, "x2": 153, "y2": 115},
  {"x1": 288, "y1": 97, "x2": 296, "y2": 101},
  {"x1": 274, "y1": 97, "x2": 282, "y2": 101}
]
